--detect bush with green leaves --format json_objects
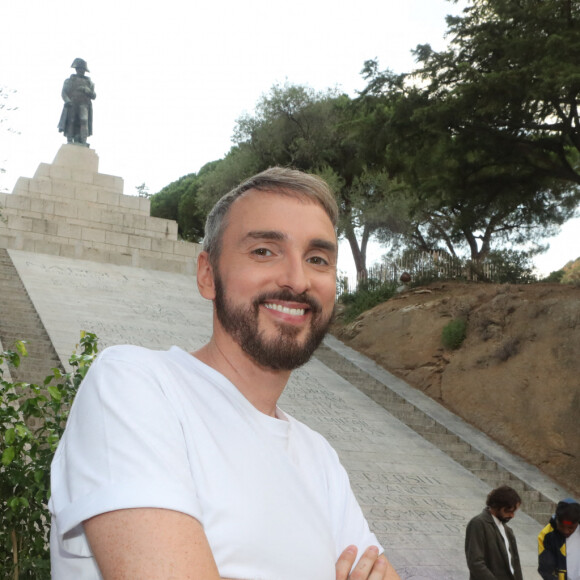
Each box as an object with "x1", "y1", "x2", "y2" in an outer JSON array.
[
  {"x1": 1, "y1": 332, "x2": 99, "y2": 579},
  {"x1": 541, "y1": 270, "x2": 565, "y2": 283},
  {"x1": 339, "y1": 278, "x2": 397, "y2": 323},
  {"x1": 482, "y1": 249, "x2": 537, "y2": 284},
  {"x1": 441, "y1": 318, "x2": 467, "y2": 350}
]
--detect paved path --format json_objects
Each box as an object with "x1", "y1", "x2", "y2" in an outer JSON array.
[{"x1": 10, "y1": 249, "x2": 548, "y2": 579}]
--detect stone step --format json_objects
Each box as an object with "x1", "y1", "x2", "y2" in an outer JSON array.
[
  {"x1": 0, "y1": 249, "x2": 64, "y2": 386},
  {"x1": 472, "y1": 469, "x2": 524, "y2": 486},
  {"x1": 0, "y1": 327, "x2": 52, "y2": 339},
  {"x1": 409, "y1": 421, "x2": 449, "y2": 435},
  {"x1": 2, "y1": 196, "x2": 175, "y2": 238},
  {"x1": 446, "y1": 449, "x2": 488, "y2": 464},
  {"x1": 454, "y1": 457, "x2": 498, "y2": 471},
  {"x1": 384, "y1": 409, "x2": 433, "y2": 425},
  {"x1": 314, "y1": 342, "x2": 558, "y2": 524}
]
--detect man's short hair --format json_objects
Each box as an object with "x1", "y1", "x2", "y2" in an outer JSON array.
[
  {"x1": 556, "y1": 499, "x2": 580, "y2": 524},
  {"x1": 202, "y1": 167, "x2": 338, "y2": 268},
  {"x1": 486, "y1": 486, "x2": 522, "y2": 510}
]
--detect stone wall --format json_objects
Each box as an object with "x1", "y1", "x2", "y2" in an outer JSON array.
[{"x1": 0, "y1": 145, "x2": 201, "y2": 274}]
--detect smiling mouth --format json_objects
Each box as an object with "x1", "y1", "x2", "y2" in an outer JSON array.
[{"x1": 264, "y1": 303, "x2": 307, "y2": 316}]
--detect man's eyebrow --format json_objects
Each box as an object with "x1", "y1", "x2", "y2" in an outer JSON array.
[
  {"x1": 310, "y1": 238, "x2": 338, "y2": 255},
  {"x1": 243, "y1": 231, "x2": 337, "y2": 254},
  {"x1": 244, "y1": 230, "x2": 287, "y2": 242}
]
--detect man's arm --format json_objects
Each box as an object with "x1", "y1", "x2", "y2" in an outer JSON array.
[
  {"x1": 464, "y1": 518, "x2": 496, "y2": 580},
  {"x1": 84, "y1": 508, "x2": 221, "y2": 580},
  {"x1": 336, "y1": 545, "x2": 401, "y2": 580},
  {"x1": 86, "y1": 511, "x2": 401, "y2": 580}
]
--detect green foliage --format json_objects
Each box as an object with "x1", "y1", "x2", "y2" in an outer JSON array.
[
  {"x1": 193, "y1": 147, "x2": 261, "y2": 216},
  {"x1": 441, "y1": 318, "x2": 467, "y2": 350},
  {"x1": 359, "y1": 0, "x2": 580, "y2": 262},
  {"x1": 229, "y1": 81, "x2": 409, "y2": 279},
  {"x1": 339, "y1": 278, "x2": 397, "y2": 323},
  {"x1": 150, "y1": 173, "x2": 205, "y2": 242},
  {"x1": 0, "y1": 332, "x2": 99, "y2": 579},
  {"x1": 150, "y1": 176, "x2": 186, "y2": 222},
  {"x1": 561, "y1": 257, "x2": 580, "y2": 285},
  {"x1": 154, "y1": 0, "x2": 580, "y2": 279},
  {"x1": 480, "y1": 249, "x2": 537, "y2": 284},
  {"x1": 542, "y1": 270, "x2": 565, "y2": 283}
]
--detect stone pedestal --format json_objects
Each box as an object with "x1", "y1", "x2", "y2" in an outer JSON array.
[{"x1": 0, "y1": 145, "x2": 200, "y2": 274}]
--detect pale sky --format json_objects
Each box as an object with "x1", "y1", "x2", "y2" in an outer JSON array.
[{"x1": 1, "y1": 0, "x2": 578, "y2": 277}]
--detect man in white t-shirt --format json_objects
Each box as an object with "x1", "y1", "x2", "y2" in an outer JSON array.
[{"x1": 50, "y1": 167, "x2": 400, "y2": 580}]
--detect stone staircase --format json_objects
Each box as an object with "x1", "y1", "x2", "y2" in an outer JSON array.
[
  {"x1": 0, "y1": 248, "x2": 62, "y2": 387},
  {"x1": 315, "y1": 342, "x2": 557, "y2": 524}
]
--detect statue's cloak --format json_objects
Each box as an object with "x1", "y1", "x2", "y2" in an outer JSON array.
[{"x1": 57, "y1": 75, "x2": 95, "y2": 137}]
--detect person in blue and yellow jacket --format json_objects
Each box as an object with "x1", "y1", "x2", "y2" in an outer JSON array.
[{"x1": 538, "y1": 498, "x2": 580, "y2": 580}]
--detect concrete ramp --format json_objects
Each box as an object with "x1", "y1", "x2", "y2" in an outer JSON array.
[
  {"x1": 9, "y1": 248, "x2": 544, "y2": 579},
  {"x1": 8, "y1": 249, "x2": 212, "y2": 362}
]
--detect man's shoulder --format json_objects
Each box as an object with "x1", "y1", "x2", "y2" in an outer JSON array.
[
  {"x1": 470, "y1": 509, "x2": 488, "y2": 520},
  {"x1": 539, "y1": 521, "x2": 560, "y2": 546},
  {"x1": 96, "y1": 344, "x2": 179, "y2": 370},
  {"x1": 467, "y1": 509, "x2": 492, "y2": 528},
  {"x1": 100, "y1": 343, "x2": 158, "y2": 359}
]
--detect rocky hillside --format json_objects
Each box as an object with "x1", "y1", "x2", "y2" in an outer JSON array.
[{"x1": 332, "y1": 281, "x2": 580, "y2": 497}]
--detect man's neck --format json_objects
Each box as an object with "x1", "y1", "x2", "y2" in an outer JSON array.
[{"x1": 192, "y1": 331, "x2": 291, "y2": 417}]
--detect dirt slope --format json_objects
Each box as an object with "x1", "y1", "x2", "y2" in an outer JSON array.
[{"x1": 332, "y1": 282, "x2": 580, "y2": 497}]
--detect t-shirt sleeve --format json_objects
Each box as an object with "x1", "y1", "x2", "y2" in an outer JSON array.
[{"x1": 50, "y1": 346, "x2": 200, "y2": 557}]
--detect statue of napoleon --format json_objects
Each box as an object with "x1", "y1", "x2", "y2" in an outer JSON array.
[{"x1": 58, "y1": 58, "x2": 96, "y2": 147}]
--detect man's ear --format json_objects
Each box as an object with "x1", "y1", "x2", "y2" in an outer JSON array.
[{"x1": 197, "y1": 251, "x2": 216, "y2": 300}]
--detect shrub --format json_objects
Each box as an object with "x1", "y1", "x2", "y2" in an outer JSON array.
[
  {"x1": 484, "y1": 249, "x2": 537, "y2": 284},
  {"x1": 339, "y1": 278, "x2": 397, "y2": 323},
  {"x1": 441, "y1": 318, "x2": 467, "y2": 350},
  {"x1": 0, "y1": 332, "x2": 99, "y2": 579},
  {"x1": 541, "y1": 270, "x2": 565, "y2": 283}
]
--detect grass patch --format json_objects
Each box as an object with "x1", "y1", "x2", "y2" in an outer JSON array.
[{"x1": 441, "y1": 318, "x2": 467, "y2": 350}]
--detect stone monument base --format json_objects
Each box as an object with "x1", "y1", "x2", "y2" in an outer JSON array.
[{"x1": 0, "y1": 145, "x2": 200, "y2": 274}]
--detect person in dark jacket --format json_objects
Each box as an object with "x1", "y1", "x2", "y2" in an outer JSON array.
[
  {"x1": 465, "y1": 485, "x2": 524, "y2": 580},
  {"x1": 538, "y1": 498, "x2": 580, "y2": 580}
]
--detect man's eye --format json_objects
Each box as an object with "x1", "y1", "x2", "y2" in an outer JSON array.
[
  {"x1": 252, "y1": 248, "x2": 272, "y2": 256},
  {"x1": 308, "y1": 256, "x2": 329, "y2": 266}
]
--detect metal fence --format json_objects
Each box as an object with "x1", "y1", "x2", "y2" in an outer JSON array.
[{"x1": 338, "y1": 251, "x2": 499, "y2": 296}]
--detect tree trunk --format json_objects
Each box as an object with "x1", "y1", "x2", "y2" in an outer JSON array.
[{"x1": 343, "y1": 222, "x2": 368, "y2": 281}]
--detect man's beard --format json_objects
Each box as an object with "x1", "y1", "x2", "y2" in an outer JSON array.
[{"x1": 214, "y1": 274, "x2": 334, "y2": 371}]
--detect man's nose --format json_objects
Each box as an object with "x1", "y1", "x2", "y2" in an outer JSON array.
[{"x1": 276, "y1": 255, "x2": 311, "y2": 294}]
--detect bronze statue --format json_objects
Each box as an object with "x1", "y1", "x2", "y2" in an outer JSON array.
[{"x1": 58, "y1": 58, "x2": 96, "y2": 146}]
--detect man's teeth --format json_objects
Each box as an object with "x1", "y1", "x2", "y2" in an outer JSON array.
[{"x1": 264, "y1": 303, "x2": 306, "y2": 316}]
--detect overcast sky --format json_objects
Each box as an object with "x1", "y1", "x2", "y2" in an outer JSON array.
[{"x1": 1, "y1": 0, "x2": 577, "y2": 276}]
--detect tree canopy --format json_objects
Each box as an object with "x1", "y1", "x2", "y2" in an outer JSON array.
[
  {"x1": 151, "y1": 0, "x2": 580, "y2": 278},
  {"x1": 361, "y1": 0, "x2": 580, "y2": 264}
]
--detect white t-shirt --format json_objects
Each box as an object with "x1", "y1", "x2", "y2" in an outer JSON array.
[
  {"x1": 567, "y1": 525, "x2": 580, "y2": 580},
  {"x1": 49, "y1": 345, "x2": 381, "y2": 579}
]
